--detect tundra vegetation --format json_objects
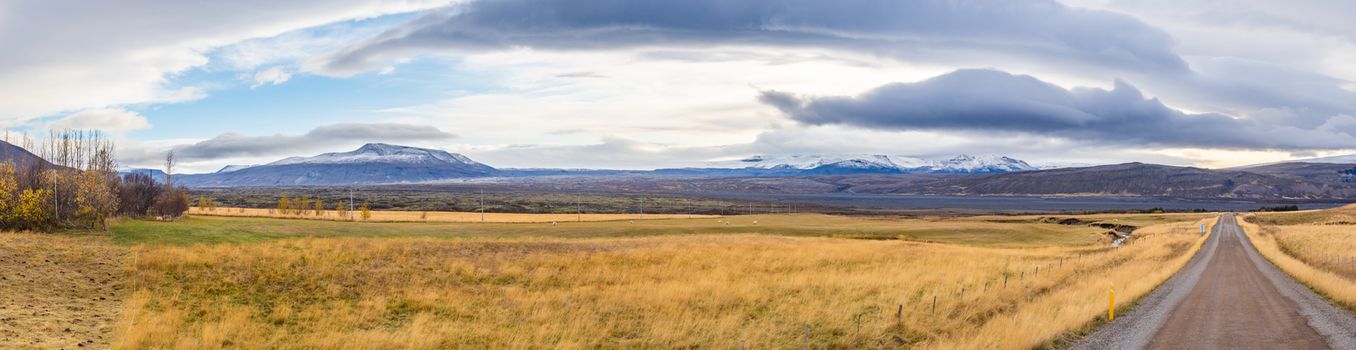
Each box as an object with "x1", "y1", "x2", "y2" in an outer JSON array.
[{"x1": 1241, "y1": 205, "x2": 1356, "y2": 311}]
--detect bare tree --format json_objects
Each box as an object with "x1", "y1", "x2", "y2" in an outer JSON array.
[{"x1": 164, "y1": 150, "x2": 176, "y2": 189}]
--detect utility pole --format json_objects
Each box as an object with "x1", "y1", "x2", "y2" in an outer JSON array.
[
  {"x1": 348, "y1": 187, "x2": 354, "y2": 220},
  {"x1": 576, "y1": 195, "x2": 582, "y2": 222},
  {"x1": 479, "y1": 189, "x2": 485, "y2": 223}
]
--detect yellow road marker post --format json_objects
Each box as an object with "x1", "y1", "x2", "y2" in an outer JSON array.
[{"x1": 1109, "y1": 282, "x2": 1116, "y2": 321}]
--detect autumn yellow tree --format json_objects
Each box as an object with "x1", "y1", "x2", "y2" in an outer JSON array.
[
  {"x1": 0, "y1": 164, "x2": 17, "y2": 228},
  {"x1": 74, "y1": 170, "x2": 119, "y2": 229},
  {"x1": 359, "y1": 202, "x2": 371, "y2": 221},
  {"x1": 278, "y1": 196, "x2": 291, "y2": 216},
  {"x1": 335, "y1": 203, "x2": 349, "y2": 220},
  {"x1": 312, "y1": 198, "x2": 324, "y2": 216},
  {"x1": 13, "y1": 188, "x2": 51, "y2": 231}
]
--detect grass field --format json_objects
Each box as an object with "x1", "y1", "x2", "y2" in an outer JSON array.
[
  {"x1": 189, "y1": 207, "x2": 712, "y2": 223},
  {"x1": 1241, "y1": 205, "x2": 1356, "y2": 311},
  {"x1": 118, "y1": 213, "x2": 1111, "y2": 247},
  {"x1": 0, "y1": 233, "x2": 127, "y2": 349},
  {"x1": 2, "y1": 210, "x2": 1218, "y2": 349}
]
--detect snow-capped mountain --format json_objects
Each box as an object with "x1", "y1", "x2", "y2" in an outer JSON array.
[
  {"x1": 930, "y1": 155, "x2": 1037, "y2": 174},
  {"x1": 268, "y1": 143, "x2": 486, "y2": 167},
  {"x1": 177, "y1": 143, "x2": 497, "y2": 187},
  {"x1": 734, "y1": 154, "x2": 929, "y2": 171},
  {"x1": 707, "y1": 154, "x2": 1037, "y2": 175}
]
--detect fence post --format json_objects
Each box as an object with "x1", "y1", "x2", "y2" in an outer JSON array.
[
  {"x1": 931, "y1": 296, "x2": 937, "y2": 316},
  {"x1": 896, "y1": 304, "x2": 903, "y2": 326},
  {"x1": 803, "y1": 324, "x2": 811, "y2": 350}
]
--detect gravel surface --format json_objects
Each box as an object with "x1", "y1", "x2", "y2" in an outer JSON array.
[{"x1": 1073, "y1": 214, "x2": 1356, "y2": 350}]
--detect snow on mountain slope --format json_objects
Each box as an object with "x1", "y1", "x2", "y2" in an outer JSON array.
[
  {"x1": 715, "y1": 154, "x2": 1037, "y2": 174},
  {"x1": 734, "y1": 154, "x2": 914, "y2": 170},
  {"x1": 216, "y1": 164, "x2": 255, "y2": 173},
  {"x1": 268, "y1": 143, "x2": 487, "y2": 167},
  {"x1": 176, "y1": 143, "x2": 497, "y2": 187},
  {"x1": 1236, "y1": 154, "x2": 1356, "y2": 169},
  {"x1": 931, "y1": 155, "x2": 1037, "y2": 173}
]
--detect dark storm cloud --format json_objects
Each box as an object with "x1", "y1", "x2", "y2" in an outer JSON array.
[
  {"x1": 316, "y1": 0, "x2": 1185, "y2": 76},
  {"x1": 171, "y1": 123, "x2": 455, "y2": 160},
  {"x1": 764, "y1": 69, "x2": 1356, "y2": 150}
]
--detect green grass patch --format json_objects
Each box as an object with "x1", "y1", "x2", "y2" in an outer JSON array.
[{"x1": 111, "y1": 213, "x2": 1105, "y2": 248}]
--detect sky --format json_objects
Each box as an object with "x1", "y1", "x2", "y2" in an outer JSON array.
[{"x1": 3, "y1": 0, "x2": 1356, "y2": 173}]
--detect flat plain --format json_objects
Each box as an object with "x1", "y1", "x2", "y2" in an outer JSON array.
[{"x1": 6, "y1": 210, "x2": 1218, "y2": 349}]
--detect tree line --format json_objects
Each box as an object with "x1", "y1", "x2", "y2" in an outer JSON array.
[
  {"x1": 269, "y1": 195, "x2": 371, "y2": 221},
  {"x1": 0, "y1": 130, "x2": 188, "y2": 232}
]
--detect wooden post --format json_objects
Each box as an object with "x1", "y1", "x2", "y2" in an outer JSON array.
[
  {"x1": 803, "y1": 324, "x2": 810, "y2": 350},
  {"x1": 931, "y1": 296, "x2": 937, "y2": 316},
  {"x1": 896, "y1": 304, "x2": 903, "y2": 326}
]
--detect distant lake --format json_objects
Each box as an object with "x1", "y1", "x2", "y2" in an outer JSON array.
[{"x1": 698, "y1": 193, "x2": 1352, "y2": 213}]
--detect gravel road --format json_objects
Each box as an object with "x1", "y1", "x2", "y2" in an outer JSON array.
[{"x1": 1074, "y1": 214, "x2": 1356, "y2": 350}]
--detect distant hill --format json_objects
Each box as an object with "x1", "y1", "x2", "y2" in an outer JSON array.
[
  {"x1": 1234, "y1": 153, "x2": 1356, "y2": 170},
  {"x1": 902, "y1": 163, "x2": 1347, "y2": 198},
  {"x1": 178, "y1": 143, "x2": 497, "y2": 187},
  {"x1": 538, "y1": 162, "x2": 1356, "y2": 200},
  {"x1": 0, "y1": 140, "x2": 53, "y2": 168}
]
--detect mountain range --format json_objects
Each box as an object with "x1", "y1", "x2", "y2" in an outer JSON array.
[
  {"x1": 0, "y1": 140, "x2": 1348, "y2": 200},
  {"x1": 149, "y1": 144, "x2": 1049, "y2": 187},
  {"x1": 664, "y1": 154, "x2": 1038, "y2": 175}
]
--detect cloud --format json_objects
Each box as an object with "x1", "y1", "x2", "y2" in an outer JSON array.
[
  {"x1": 471, "y1": 136, "x2": 733, "y2": 170},
  {"x1": 0, "y1": 0, "x2": 452, "y2": 119},
  {"x1": 764, "y1": 69, "x2": 1356, "y2": 150},
  {"x1": 250, "y1": 67, "x2": 293, "y2": 88},
  {"x1": 170, "y1": 123, "x2": 456, "y2": 161},
  {"x1": 314, "y1": 0, "x2": 1184, "y2": 76},
  {"x1": 46, "y1": 108, "x2": 152, "y2": 133}
]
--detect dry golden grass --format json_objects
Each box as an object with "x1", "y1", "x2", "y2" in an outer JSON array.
[
  {"x1": 1244, "y1": 204, "x2": 1356, "y2": 226},
  {"x1": 0, "y1": 233, "x2": 128, "y2": 349},
  {"x1": 973, "y1": 212, "x2": 1219, "y2": 227},
  {"x1": 1240, "y1": 212, "x2": 1356, "y2": 311},
  {"x1": 189, "y1": 207, "x2": 712, "y2": 223},
  {"x1": 113, "y1": 218, "x2": 1213, "y2": 349}
]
